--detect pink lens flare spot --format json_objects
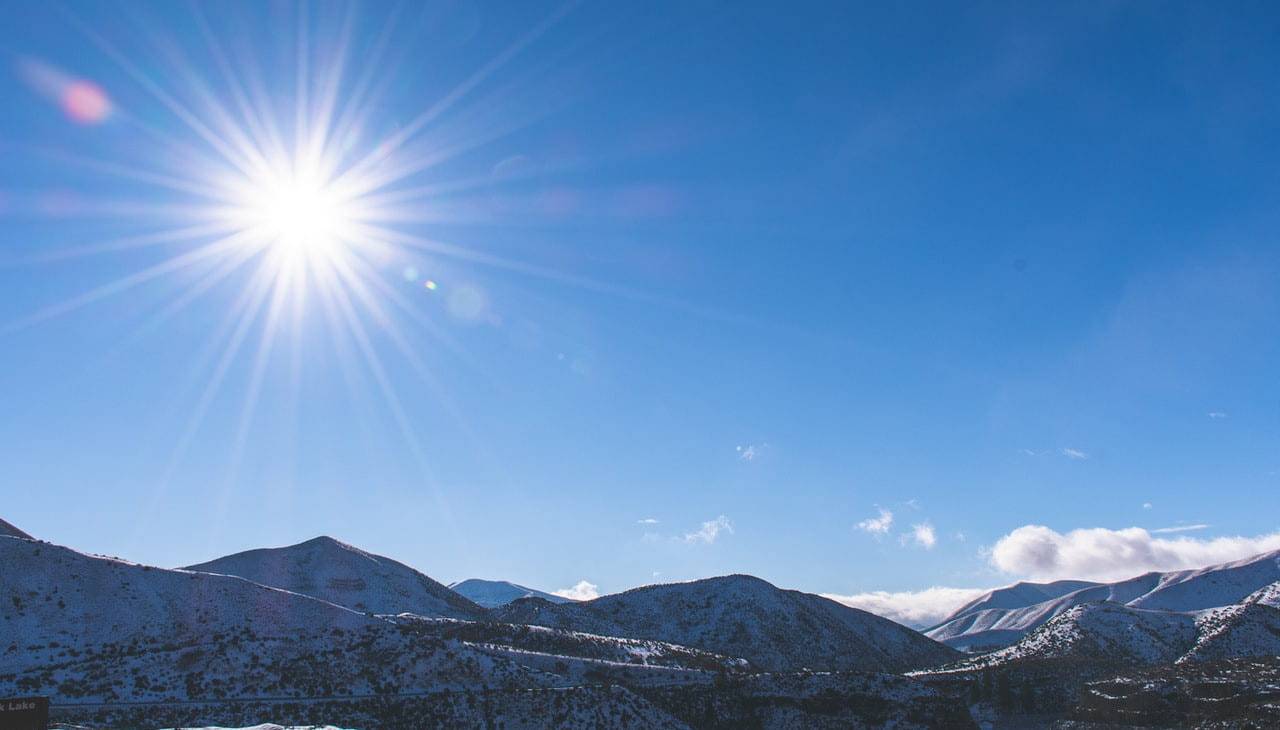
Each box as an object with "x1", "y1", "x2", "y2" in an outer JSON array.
[{"x1": 61, "y1": 81, "x2": 112, "y2": 124}]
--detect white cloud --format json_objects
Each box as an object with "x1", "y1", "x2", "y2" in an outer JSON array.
[
  {"x1": 989, "y1": 524, "x2": 1280, "y2": 582},
  {"x1": 552, "y1": 580, "x2": 600, "y2": 601},
  {"x1": 1143, "y1": 502, "x2": 1153, "y2": 510},
  {"x1": 909, "y1": 522, "x2": 937, "y2": 549},
  {"x1": 1061, "y1": 448, "x2": 1089, "y2": 460},
  {"x1": 736, "y1": 443, "x2": 767, "y2": 461},
  {"x1": 1208, "y1": 411, "x2": 1228, "y2": 419},
  {"x1": 636, "y1": 518, "x2": 659, "y2": 525},
  {"x1": 855, "y1": 508, "x2": 894, "y2": 535},
  {"x1": 684, "y1": 515, "x2": 733, "y2": 544},
  {"x1": 822, "y1": 586, "x2": 990, "y2": 628},
  {"x1": 1151, "y1": 524, "x2": 1210, "y2": 534}
]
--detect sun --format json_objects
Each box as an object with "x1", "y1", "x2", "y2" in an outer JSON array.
[{"x1": 230, "y1": 160, "x2": 361, "y2": 267}]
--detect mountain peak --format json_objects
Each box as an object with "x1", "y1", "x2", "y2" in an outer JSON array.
[{"x1": 185, "y1": 537, "x2": 484, "y2": 619}]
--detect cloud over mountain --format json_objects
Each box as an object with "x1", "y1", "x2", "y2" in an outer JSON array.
[
  {"x1": 990, "y1": 524, "x2": 1280, "y2": 581},
  {"x1": 822, "y1": 586, "x2": 989, "y2": 628},
  {"x1": 553, "y1": 580, "x2": 601, "y2": 601}
]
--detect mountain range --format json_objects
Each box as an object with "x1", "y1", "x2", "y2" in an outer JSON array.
[{"x1": 7, "y1": 516, "x2": 1280, "y2": 728}]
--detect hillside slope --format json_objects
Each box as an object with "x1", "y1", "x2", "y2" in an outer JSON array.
[{"x1": 0, "y1": 516, "x2": 33, "y2": 539}]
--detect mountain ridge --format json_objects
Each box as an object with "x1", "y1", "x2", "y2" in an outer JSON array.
[
  {"x1": 493, "y1": 573, "x2": 960, "y2": 673},
  {"x1": 927, "y1": 550, "x2": 1280, "y2": 650}
]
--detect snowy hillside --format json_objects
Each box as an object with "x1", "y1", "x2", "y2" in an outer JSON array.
[
  {"x1": 974, "y1": 603, "x2": 1198, "y2": 666},
  {"x1": 449, "y1": 578, "x2": 571, "y2": 608},
  {"x1": 927, "y1": 550, "x2": 1280, "y2": 650},
  {"x1": 492, "y1": 573, "x2": 959, "y2": 672},
  {"x1": 186, "y1": 536, "x2": 483, "y2": 619}
]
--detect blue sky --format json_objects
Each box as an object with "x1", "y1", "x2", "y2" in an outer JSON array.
[{"x1": 2, "y1": 1, "x2": 1280, "y2": 622}]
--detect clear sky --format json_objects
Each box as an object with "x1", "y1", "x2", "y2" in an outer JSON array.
[{"x1": 3, "y1": 1, "x2": 1279, "y2": 624}]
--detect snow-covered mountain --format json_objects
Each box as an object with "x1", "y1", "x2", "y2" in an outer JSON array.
[
  {"x1": 927, "y1": 550, "x2": 1280, "y2": 650},
  {"x1": 185, "y1": 536, "x2": 484, "y2": 619},
  {"x1": 492, "y1": 573, "x2": 959, "y2": 672},
  {"x1": 449, "y1": 578, "x2": 571, "y2": 608}
]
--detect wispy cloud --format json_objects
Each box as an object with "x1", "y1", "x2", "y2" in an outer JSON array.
[
  {"x1": 552, "y1": 580, "x2": 600, "y2": 601},
  {"x1": 1143, "y1": 502, "x2": 1153, "y2": 510},
  {"x1": 636, "y1": 518, "x2": 659, "y2": 525},
  {"x1": 684, "y1": 515, "x2": 733, "y2": 544},
  {"x1": 822, "y1": 586, "x2": 990, "y2": 628},
  {"x1": 990, "y1": 524, "x2": 1280, "y2": 581},
  {"x1": 1061, "y1": 447, "x2": 1089, "y2": 460},
  {"x1": 1151, "y1": 524, "x2": 1210, "y2": 534},
  {"x1": 855, "y1": 508, "x2": 894, "y2": 535},
  {"x1": 736, "y1": 443, "x2": 767, "y2": 461},
  {"x1": 1208, "y1": 411, "x2": 1228, "y2": 419},
  {"x1": 906, "y1": 522, "x2": 936, "y2": 549}
]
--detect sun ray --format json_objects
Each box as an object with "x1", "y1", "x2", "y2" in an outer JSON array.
[{"x1": 3, "y1": 234, "x2": 255, "y2": 333}]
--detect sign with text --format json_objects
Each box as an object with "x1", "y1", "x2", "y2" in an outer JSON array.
[{"x1": 0, "y1": 697, "x2": 47, "y2": 730}]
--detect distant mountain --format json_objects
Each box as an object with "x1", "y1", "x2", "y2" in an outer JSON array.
[
  {"x1": 0, "y1": 516, "x2": 33, "y2": 539},
  {"x1": 927, "y1": 550, "x2": 1280, "y2": 650},
  {"x1": 941, "y1": 579, "x2": 1099, "y2": 619},
  {"x1": 492, "y1": 573, "x2": 959, "y2": 672},
  {"x1": 186, "y1": 536, "x2": 484, "y2": 620},
  {"x1": 449, "y1": 578, "x2": 572, "y2": 608}
]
